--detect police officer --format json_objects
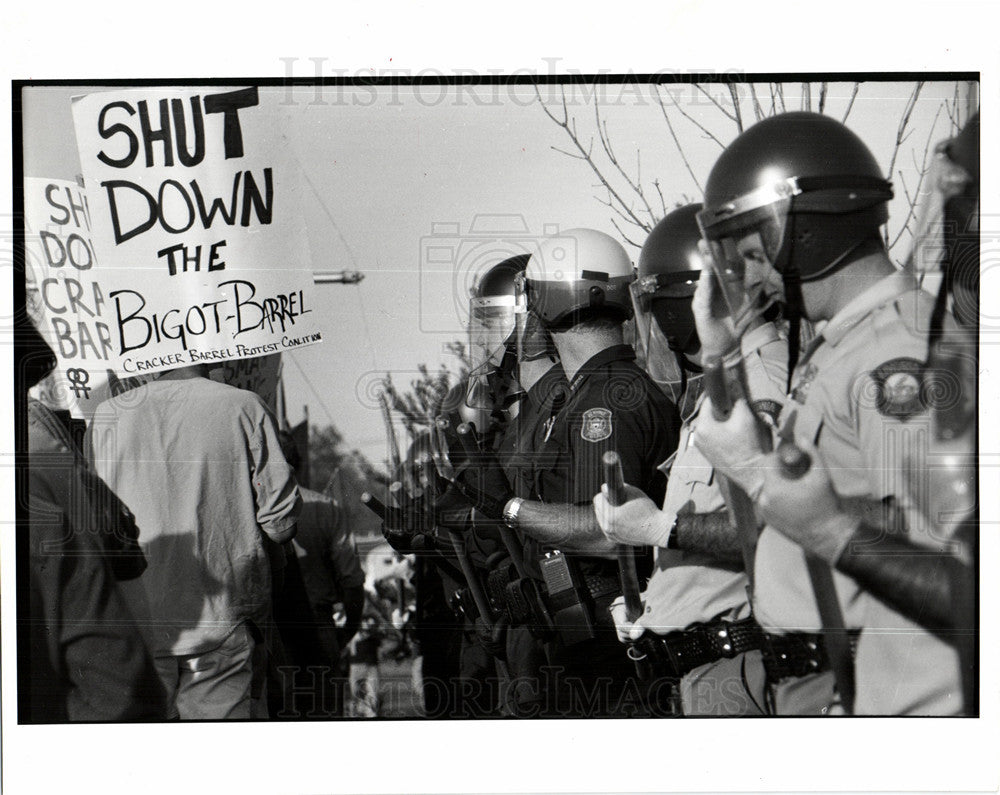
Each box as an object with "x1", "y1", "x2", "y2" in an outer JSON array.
[
  {"x1": 746, "y1": 113, "x2": 979, "y2": 716},
  {"x1": 463, "y1": 228, "x2": 681, "y2": 716},
  {"x1": 593, "y1": 204, "x2": 788, "y2": 715},
  {"x1": 692, "y1": 111, "x2": 960, "y2": 715}
]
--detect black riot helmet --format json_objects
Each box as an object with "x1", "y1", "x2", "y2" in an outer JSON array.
[
  {"x1": 697, "y1": 112, "x2": 894, "y2": 289},
  {"x1": 466, "y1": 254, "x2": 529, "y2": 414},
  {"x1": 633, "y1": 203, "x2": 704, "y2": 359}
]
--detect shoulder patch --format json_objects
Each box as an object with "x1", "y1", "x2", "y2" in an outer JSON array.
[
  {"x1": 872, "y1": 357, "x2": 925, "y2": 419},
  {"x1": 751, "y1": 399, "x2": 783, "y2": 426},
  {"x1": 580, "y1": 407, "x2": 613, "y2": 442}
]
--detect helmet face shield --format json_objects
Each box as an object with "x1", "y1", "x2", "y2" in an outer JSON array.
[
  {"x1": 466, "y1": 294, "x2": 523, "y2": 412},
  {"x1": 698, "y1": 193, "x2": 791, "y2": 327}
]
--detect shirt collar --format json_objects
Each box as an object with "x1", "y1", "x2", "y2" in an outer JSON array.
[
  {"x1": 820, "y1": 270, "x2": 916, "y2": 348},
  {"x1": 568, "y1": 344, "x2": 636, "y2": 391}
]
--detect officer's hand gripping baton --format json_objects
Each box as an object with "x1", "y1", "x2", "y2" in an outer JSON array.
[{"x1": 603, "y1": 451, "x2": 644, "y2": 623}]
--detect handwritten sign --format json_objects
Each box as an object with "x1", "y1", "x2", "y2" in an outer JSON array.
[
  {"x1": 71, "y1": 87, "x2": 322, "y2": 378},
  {"x1": 23, "y1": 177, "x2": 140, "y2": 417}
]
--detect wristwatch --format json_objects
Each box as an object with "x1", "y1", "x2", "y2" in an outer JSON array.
[{"x1": 502, "y1": 497, "x2": 525, "y2": 529}]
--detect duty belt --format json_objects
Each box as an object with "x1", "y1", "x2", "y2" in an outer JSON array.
[
  {"x1": 760, "y1": 631, "x2": 860, "y2": 683},
  {"x1": 638, "y1": 617, "x2": 766, "y2": 680},
  {"x1": 484, "y1": 562, "x2": 622, "y2": 630}
]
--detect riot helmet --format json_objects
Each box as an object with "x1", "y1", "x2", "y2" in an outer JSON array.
[
  {"x1": 521, "y1": 228, "x2": 634, "y2": 330},
  {"x1": 466, "y1": 254, "x2": 528, "y2": 414},
  {"x1": 697, "y1": 112, "x2": 893, "y2": 324},
  {"x1": 633, "y1": 203, "x2": 704, "y2": 359}
]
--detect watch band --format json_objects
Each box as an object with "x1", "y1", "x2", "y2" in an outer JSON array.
[{"x1": 502, "y1": 497, "x2": 525, "y2": 529}]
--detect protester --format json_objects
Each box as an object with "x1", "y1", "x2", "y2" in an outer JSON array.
[{"x1": 87, "y1": 363, "x2": 301, "y2": 719}]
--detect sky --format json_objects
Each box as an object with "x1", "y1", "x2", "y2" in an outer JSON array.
[
  {"x1": 4, "y1": 4, "x2": 999, "y2": 792},
  {"x1": 21, "y1": 80, "x2": 974, "y2": 467}
]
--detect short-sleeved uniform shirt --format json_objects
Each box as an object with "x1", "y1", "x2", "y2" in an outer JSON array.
[
  {"x1": 506, "y1": 344, "x2": 681, "y2": 579},
  {"x1": 88, "y1": 374, "x2": 302, "y2": 656},
  {"x1": 752, "y1": 271, "x2": 962, "y2": 714},
  {"x1": 635, "y1": 322, "x2": 788, "y2": 634}
]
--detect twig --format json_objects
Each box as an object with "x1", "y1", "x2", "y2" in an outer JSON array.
[
  {"x1": 775, "y1": 83, "x2": 786, "y2": 113},
  {"x1": 728, "y1": 84, "x2": 744, "y2": 132},
  {"x1": 653, "y1": 86, "x2": 705, "y2": 193},
  {"x1": 694, "y1": 83, "x2": 738, "y2": 124},
  {"x1": 841, "y1": 82, "x2": 861, "y2": 123},
  {"x1": 657, "y1": 84, "x2": 726, "y2": 148},
  {"x1": 885, "y1": 81, "x2": 925, "y2": 182},
  {"x1": 749, "y1": 84, "x2": 765, "y2": 121},
  {"x1": 609, "y1": 217, "x2": 644, "y2": 249},
  {"x1": 818, "y1": 82, "x2": 828, "y2": 114},
  {"x1": 888, "y1": 101, "x2": 944, "y2": 253},
  {"x1": 652, "y1": 178, "x2": 669, "y2": 218},
  {"x1": 595, "y1": 101, "x2": 657, "y2": 224},
  {"x1": 534, "y1": 84, "x2": 650, "y2": 232}
]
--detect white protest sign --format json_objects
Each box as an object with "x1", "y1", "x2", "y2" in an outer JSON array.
[
  {"x1": 71, "y1": 87, "x2": 322, "y2": 378},
  {"x1": 23, "y1": 177, "x2": 144, "y2": 417}
]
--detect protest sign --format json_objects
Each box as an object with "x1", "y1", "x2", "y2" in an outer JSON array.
[
  {"x1": 23, "y1": 176, "x2": 152, "y2": 417},
  {"x1": 70, "y1": 87, "x2": 322, "y2": 379}
]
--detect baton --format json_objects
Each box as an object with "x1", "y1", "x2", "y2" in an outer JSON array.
[
  {"x1": 361, "y1": 490, "x2": 402, "y2": 528},
  {"x1": 603, "y1": 452, "x2": 644, "y2": 623}
]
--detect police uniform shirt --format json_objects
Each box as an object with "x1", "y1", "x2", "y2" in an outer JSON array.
[
  {"x1": 523, "y1": 344, "x2": 680, "y2": 579},
  {"x1": 633, "y1": 322, "x2": 787, "y2": 635},
  {"x1": 498, "y1": 364, "x2": 570, "y2": 503},
  {"x1": 751, "y1": 270, "x2": 962, "y2": 714}
]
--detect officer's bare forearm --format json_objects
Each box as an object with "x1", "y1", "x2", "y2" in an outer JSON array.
[
  {"x1": 835, "y1": 525, "x2": 974, "y2": 636},
  {"x1": 517, "y1": 501, "x2": 617, "y2": 556},
  {"x1": 673, "y1": 511, "x2": 744, "y2": 565}
]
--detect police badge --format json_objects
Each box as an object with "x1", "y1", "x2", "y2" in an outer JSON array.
[
  {"x1": 580, "y1": 407, "x2": 613, "y2": 442},
  {"x1": 872, "y1": 357, "x2": 926, "y2": 419}
]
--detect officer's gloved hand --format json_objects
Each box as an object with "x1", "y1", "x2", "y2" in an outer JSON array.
[
  {"x1": 693, "y1": 398, "x2": 768, "y2": 498},
  {"x1": 692, "y1": 249, "x2": 740, "y2": 360},
  {"x1": 475, "y1": 614, "x2": 508, "y2": 661},
  {"x1": 609, "y1": 596, "x2": 646, "y2": 643},
  {"x1": 593, "y1": 483, "x2": 673, "y2": 548},
  {"x1": 758, "y1": 440, "x2": 859, "y2": 565}
]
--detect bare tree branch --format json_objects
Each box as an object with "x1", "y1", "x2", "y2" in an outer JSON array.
[
  {"x1": 801, "y1": 82, "x2": 812, "y2": 112},
  {"x1": 888, "y1": 101, "x2": 944, "y2": 253},
  {"x1": 841, "y1": 82, "x2": 861, "y2": 123},
  {"x1": 653, "y1": 178, "x2": 669, "y2": 219},
  {"x1": 775, "y1": 83, "x2": 786, "y2": 113},
  {"x1": 610, "y1": 217, "x2": 644, "y2": 248},
  {"x1": 818, "y1": 82, "x2": 828, "y2": 114},
  {"x1": 595, "y1": 101, "x2": 657, "y2": 224},
  {"x1": 658, "y1": 84, "x2": 726, "y2": 148},
  {"x1": 885, "y1": 81, "x2": 925, "y2": 182},
  {"x1": 749, "y1": 84, "x2": 765, "y2": 122},
  {"x1": 728, "y1": 83, "x2": 745, "y2": 132},
  {"x1": 534, "y1": 83, "x2": 650, "y2": 233},
  {"x1": 694, "y1": 83, "x2": 738, "y2": 125},
  {"x1": 653, "y1": 86, "x2": 705, "y2": 193},
  {"x1": 768, "y1": 83, "x2": 778, "y2": 115}
]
